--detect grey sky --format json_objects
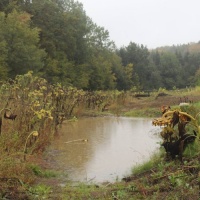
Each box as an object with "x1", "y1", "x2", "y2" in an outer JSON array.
[{"x1": 78, "y1": 0, "x2": 200, "y2": 49}]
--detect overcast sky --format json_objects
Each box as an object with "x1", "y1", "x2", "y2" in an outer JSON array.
[{"x1": 77, "y1": 0, "x2": 200, "y2": 49}]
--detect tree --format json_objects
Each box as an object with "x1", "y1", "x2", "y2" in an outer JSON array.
[
  {"x1": 0, "y1": 10, "x2": 46, "y2": 78},
  {"x1": 117, "y1": 42, "x2": 149, "y2": 89},
  {"x1": 23, "y1": 0, "x2": 90, "y2": 63},
  {"x1": 182, "y1": 52, "x2": 200, "y2": 86},
  {"x1": 22, "y1": 0, "x2": 93, "y2": 86},
  {"x1": 86, "y1": 19, "x2": 116, "y2": 51},
  {"x1": 87, "y1": 51, "x2": 116, "y2": 90},
  {"x1": 194, "y1": 68, "x2": 200, "y2": 86},
  {"x1": 82, "y1": 16, "x2": 117, "y2": 90},
  {"x1": 0, "y1": 14, "x2": 8, "y2": 80},
  {"x1": 159, "y1": 52, "x2": 183, "y2": 89}
]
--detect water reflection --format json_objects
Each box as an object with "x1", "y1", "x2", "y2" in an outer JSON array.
[{"x1": 47, "y1": 117, "x2": 161, "y2": 183}]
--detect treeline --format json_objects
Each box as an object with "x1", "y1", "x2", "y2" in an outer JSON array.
[
  {"x1": 0, "y1": 0, "x2": 200, "y2": 91},
  {"x1": 118, "y1": 42, "x2": 200, "y2": 90}
]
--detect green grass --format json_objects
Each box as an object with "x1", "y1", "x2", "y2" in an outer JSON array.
[
  {"x1": 183, "y1": 139, "x2": 200, "y2": 158},
  {"x1": 131, "y1": 150, "x2": 164, "y2": 175},
  {"x1": 30, "y1": 164, "x2": 58, "y2": 178},
  {"x1": 28, "y1": 184, "x2": 52, "y2": 198}
]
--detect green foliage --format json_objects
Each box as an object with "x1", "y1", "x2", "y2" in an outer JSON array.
[
  {"x1": 0, "y1": 10, "x2": 46, "y2": 78},
  {"x1": 88, "y1": 52, "x2": 117, "y2": 90},
  {"x1": 1, "y1": 0, "x2": 200, "y2": 90},
  {"x1": 159, "y1": 52, "x2": 183, "y2": 89}
]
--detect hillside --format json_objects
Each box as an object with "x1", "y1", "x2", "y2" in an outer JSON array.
[{"x1": 155, "y1": 41, "x2": 200, "y2": 54}]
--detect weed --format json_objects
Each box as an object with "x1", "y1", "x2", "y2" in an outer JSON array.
[
  {"x1": 29, "y1": 184, "x2": 51, "y2": 198},
  {"x1": 112, "y1": 190, "x2": 128, "y2": 199},
  {"x1": 30, "y1": 164, "x2": 57, "y2": 178}
]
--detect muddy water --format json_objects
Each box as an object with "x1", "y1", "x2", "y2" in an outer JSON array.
[{"x1": 46, "y1": 117, "x2": 161, "y2": 183}]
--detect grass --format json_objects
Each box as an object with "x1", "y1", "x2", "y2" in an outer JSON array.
[
  {"x1": 30, "y1": 164, "x2": 58, "y2": 178},
  {"x1": 28, "y1": 184, "x2": 52, "y2": 199},
  {"x1": 33, "y1": 159, "x2": 199, "y2": 198},
  {"x1": 124, "y1": 107, "x2": 161, "y2": 118},
  {"x1": 131, "y1": 150, "x2": 164, "y2": 175},
  {"x1": 183, "y1": 139, "x2": 200, "y2": 158}
]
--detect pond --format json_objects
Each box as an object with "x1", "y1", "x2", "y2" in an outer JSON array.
[{"x1": 46, "y1": 116, "x2": 161, "y2": 183}]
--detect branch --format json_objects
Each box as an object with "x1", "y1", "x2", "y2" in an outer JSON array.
[{"x1": 64, "y1": 139, "x2": 88, "y2": 144}]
